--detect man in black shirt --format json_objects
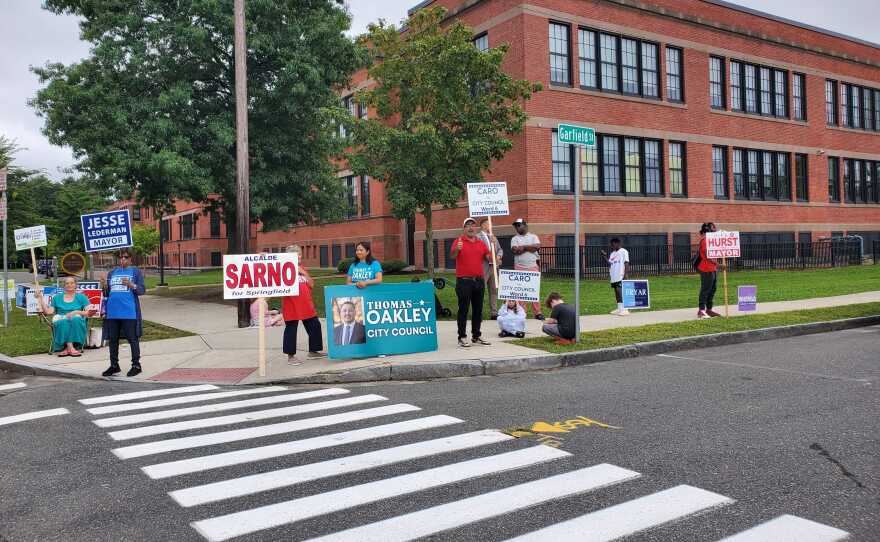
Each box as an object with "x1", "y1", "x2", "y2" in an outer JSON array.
[{"x1": 542, "y1": 292, "x2": 576, "y2": 344}]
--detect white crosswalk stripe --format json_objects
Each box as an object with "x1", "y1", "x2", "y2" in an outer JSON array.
[
  {"x1": 107, "y1": 394, "x2": 387, "y2": 440},
  {"x1": 717, "y1": 515, "x2": 850, "y2": 542},
  {"x1": 0, "y1": 408, "x2": 70, "y2": 427},
  {"x1": 93, "y1": 388, "x2": 349, "y2": 428},
  {"x1": 190, "y1": 446, "x2": 572, "y2": 542},
  {"x1": 113, "y1": 403, "x2": 421, "y2": 459},
  {"x1": 86, "y1": 385, "x2": 289, "y2": 415},
  {"x1": 0, "y1": 382, "x2": 27, "y2": 391},
  {"x1": 303, "y1": 464, "x2": 642, "y2": 542},
  {"x1": 79, "y1": 384, "x2": 219, "y2": 405},
  {"x1": 505, "y1": 485, "x2": 734, "y2": 542},
  {"x1": 76, "y1": 385, "x2": 849, "y2": 542}
]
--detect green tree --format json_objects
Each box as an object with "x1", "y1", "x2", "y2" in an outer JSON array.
[
  {"x1": 31, "y1": 0, "x2": 368, "y2": 248},
  {"x1": 130, "y1": 224, "x2": 160, "y2": 262},
  {"x1": 51, "y1": 177, "x2": 109, "y2": 253},
  {"x1": 344, "y1": 6, "x2": 540, "y2": 276}
]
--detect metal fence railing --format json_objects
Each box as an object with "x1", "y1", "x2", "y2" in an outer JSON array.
[
  {"x1": 874, "y1": 240, "x2": 880, "y2": 264},
  {"x1": 538, "y1": 239, "x2": 863, "y2": 279}
]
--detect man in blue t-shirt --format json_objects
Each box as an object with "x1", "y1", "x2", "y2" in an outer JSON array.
[{"x1": 102, "y1": 249, "x2": 146, "y2": 377}]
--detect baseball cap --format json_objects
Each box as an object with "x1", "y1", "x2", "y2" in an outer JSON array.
[
  {"x1": 512, "y1": 218, "x2": 527, "y2": 226},
  {"x1": 462, "y1": 217, "x2": 477, "y2": 227}
]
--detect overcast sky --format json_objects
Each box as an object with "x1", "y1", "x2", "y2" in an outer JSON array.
[{"x1": 0, "y1": 0, "x2": 875, "y2": 178}]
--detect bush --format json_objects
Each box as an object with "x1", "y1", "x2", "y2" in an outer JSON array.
[
  {"x1": 337, "y1": 257, "x2": 354, "y2": 274},
  {"x1": 382, "y1": 259, "x2": 408, "y2": 274}
]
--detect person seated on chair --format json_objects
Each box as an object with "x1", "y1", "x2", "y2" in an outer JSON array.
[
  {"x1": 497, "y1": 299, "x2": 526, "y2": 338},
  {"x1": 35, "y1": 276, "x2": 92, "y2": 357}
]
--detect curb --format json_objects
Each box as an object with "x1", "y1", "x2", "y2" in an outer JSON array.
[{"x1": 2, "y1": 315, "x2": 878, "y2": 385}]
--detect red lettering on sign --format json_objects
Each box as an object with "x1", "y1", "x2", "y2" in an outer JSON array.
[
  {"x1": 253, "y1": 263, "x2": 267, "y2": 287},
  {"x1": 239, "y1": 264, "x2": 253, "y2": 288},
  {"x1": 225, "y1": 264, "x2": 238, "y2": 289},
  {"x1": 282, "y1": 262, "x2": 296, "y2": 285}
]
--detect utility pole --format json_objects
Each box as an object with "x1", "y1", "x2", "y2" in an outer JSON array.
[{"x1": 233, "y1": 0, "x2": 251, "y2": 328}]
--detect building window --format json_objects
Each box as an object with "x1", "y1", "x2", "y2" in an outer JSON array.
[
  {"x1": 580, "y1": 145, "x2": 600, "y2": 192},
  {"x1": 602, "y1": 135, "x2": 621, "y2": 193},
  {"x1": 759, "y1": 67, "x2": 772, "y2": 115},
  {"x1": 160, "y1": 219, "x2": 170, "y2": 242},
  {"x1": 549, "y1": 23, "x2": 570, "y2": 85},
  {"x1": 211, "y1": 251, "x2": 222, "y2": 267},
  {"x1": 345, "y1": 176, "x2": 357, "y2": 218},
  {"x1": 774, "y1": 69, "x2": 787, "y2": 118},
  {"x1": 712, "y1": 146, "x2": 728, "y2": 198},
  {"x1": 776, "y1": 152, "x2": 790, "y2": 201},
  {"x1": 180, "y1": 214, "x2": 195, "y2": 240},
  {"x1": 840, "y1": 84, "x2": 849, "y2": 126},
  {"x1": 866, "y1": 161, "x2": 878, "y2": 203},
  {"x1": 210, "y1": 212, "x2": 221, "y2": 238},
  {"x1": 733, "y1": 149, "x2": 745, "y2": 197},
  {"x1": 360, "y1": 175, "x2": 370, "y2": 217},
  {"x1": 841, "y1": 159, "x2": 879, "y2": 204},
  {"x1": 621, "y1": 38, "x2": 639, "y2": 95},
  {"x1": 744, "y1": 64, "x2": 757, "y2": 113},
  {"x1": 825, "y1": 80, "x2": 838, "y2": 125},
  {"x1": 665, "y1": 46, "x2": 683, "y2": 102},
  {"x1": 875, "y1": 90, "x2": 880, "y2": 131},
  {"x1": 747, "y1": 150, "x2": 759, "y2": 198},
  {"x1": 864, "y1": 88, "x2": 874, "y2": 132},
  {"x1": 577, "y1": 29, "x2": 597, "y2": 89},
  {"x1": 599, "y1": 33, "x2": 618, "y2": 91},
  {"x1": 709, "y1": 56, "x2": 725, "y2": 109},
  {"x1": 828, "y1": 157, "x2": 840, "y2": 202},
  {"x1": 552, "y1": 131, "x2": 572, "y2": 192},
  {"x1": 644, "y1": 140, "x2": 661, "y2": 195},
  {"x1": 795, "y1": 154, "x2": 808, "y2": 201},
  {"x1": 641, "y1": 42, "x2": 658, "y2": 97},
  {"x1": 668, "y1": 142, "x2": 686, "y2": 196},
  {"x1": 792, "y1": 73, "x2": 805, "y2": 121},
  {"x1": 473, "y1": 33, "x2": 489, "y2": 52},
  {"x1": 730, "y1": 61, "x2": 742, "y2": 110},
  {"x1": 762, "y1": 152, "x2": 775, "y2": 200},
  {"x1": 843, "y1": 159, "x2": 853, "y2": 202},
  {"x1": 850, "y1": 85, "x2": 861, "y2": 128},
  {"x1": 623, "y1": 138, "x2": 640, "y2": 192},
  {"x1": 131, "y1": 206, "x2": 141, "y2": 221}
]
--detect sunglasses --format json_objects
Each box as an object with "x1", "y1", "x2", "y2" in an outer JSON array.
[{"x1": 119, "y1": 255, "x2": 130, "y2": 259}]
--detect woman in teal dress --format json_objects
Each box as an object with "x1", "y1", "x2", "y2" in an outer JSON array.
[{"x1": 35, "y1": 277, "x2": 92, "y2": 357}]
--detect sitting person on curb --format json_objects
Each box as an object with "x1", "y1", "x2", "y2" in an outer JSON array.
[
  {"x1": 542, "y1": 292, "x2": 577, "y2": 345},
  {"x1": 249, "y1": 298, "x2": 283, "y2": 327},
  {"x1": 35, "y1": 276, "x2": 93, "y2": 357},
  {"x1": 497, "y1": 299, "x2": 526, "y2": 338}
]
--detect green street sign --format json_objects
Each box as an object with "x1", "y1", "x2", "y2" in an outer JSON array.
[{"x1": 557, "y1": 123, "x2": 596, "y2": 147}]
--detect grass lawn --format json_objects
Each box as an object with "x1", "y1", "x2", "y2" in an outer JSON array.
[
  {"x1": 0, "y1": 309, "x2": 194, "y2": 357},
  {"x1": 150, "y1": 265, "x2": 879, "y2": 321},
  {"x1": 514, "y1": 302, "x2": 880, "y2": 353}
]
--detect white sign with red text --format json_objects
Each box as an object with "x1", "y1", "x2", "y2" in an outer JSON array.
[
  {"x1": 223, "y1": 253, "x2": 300, "y2": 300},
  {"x1": 706, "y1": 231, "x2": 741, "y2": 259}
]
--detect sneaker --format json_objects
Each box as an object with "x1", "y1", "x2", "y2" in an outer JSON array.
[
  {"x1": 609, "y1": 309, "x2": 620, "y2": 316},
  {"x1": 490, "y1": 313, "x2": 498, "y2": 320},
  {"x1": 126, "y1": 365, "x2": 142, "y2": 378},
  {"x1": 617, "y1": 309, "x2": 630, "y2": 316},
  {"x1": 697, "y1": 310, "x2": 711, "y2": 320},
  {"x1": 287, "y1": 354, "x2": 303, "y2": 366},
  {"x1": 498, "y1": 331, "x2": 511, "y2": 338},
  {"x1": 458, "y1": 338, "x2": 471, "y2": 348},
  {"x1": 706, "y1": 309, "x2": 722, "y2": 318},
  {"x1": 101, "y1": 365, "x2": 121, "y2": 377},
  {"x1": 514, "y1": 331, "x2": 526, "y2": 338},
  {"x1": 307, "y1": 351, "x2": 327, "y2": 358},
  {"x1": 472, "y1": 337, "x2": 491, "y2": 346},
  {"x1": 535, "y1": 313, "x2": 546, "y2": 321}
]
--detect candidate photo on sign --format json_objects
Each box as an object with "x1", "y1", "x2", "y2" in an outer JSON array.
[{"x1": 332, "y1": 297, "x2": 366, "y2": 346}]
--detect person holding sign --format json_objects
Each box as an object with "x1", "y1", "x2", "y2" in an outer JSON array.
[
  {"x1": 346, "y1": 241, "x2": 383, "y2": 288},
  {"x1": 510, "y1": 219, "x2": 544, "y2": 320},
  {"x1": 696, "y1": 223, "x2": 722, "y2": 319},
  {"x1": 601, "y1": 238, "x2": 630, "y2": 316},
  {"x1": 35, "y1": 277, "x2": 91, "y2": 357},
  {"x1": 478, "y1": 219, "x2": 503, "y2": 319},
  {"x1": 451, "y1": 217, "x2": 493, "y2": 347},
  {"x1": 102, "y1": 249, "x2": 146, "y2": 377}
]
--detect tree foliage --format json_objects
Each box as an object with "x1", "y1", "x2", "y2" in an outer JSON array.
[
  {"x1": 344, "y1": 6, "x2": 541, "y2": 274},
  {"x1": 31, "y1": 0, "x2": 368, "y2": 243},
  {"x1": 130, "y1": 224, "x2": 160, "y2": 260}
]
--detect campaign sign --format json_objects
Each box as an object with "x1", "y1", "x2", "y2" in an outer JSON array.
[
  {"x1": 738, "y1": 285, "x2": 757, "y2": 312},
  {"x1": 223, "y1": 253, "x2": 299, "y2": 299},
  {"x1": 467, "y1": 182, "x2": 509, "y2": 217},
  {"x1": 81, "y1": 210, "x2": 133, "y2": 253},
  {"x1": 58, "y1": 280, "x2": 100, "y2": 290},
  {"x1": 498, "y1": 269, "x2": 541, "y2": 303},
  {"x1": 622, "y1": 280, "x2": 650, "y2": 309},
  {"x1": 324, "y1": 282, "x2": 438, "y2": 360},
  {"x1": 14, "y1": 225, "x2": 47, "y2": 251},
  {"x1": 705, "y1": 230, "x2": 741, "y2": 259}
]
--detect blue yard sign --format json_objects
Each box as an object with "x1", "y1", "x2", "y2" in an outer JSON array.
[
  {"x1": 81, "y1": 209, "x2": 133, "y2": 253},
  {"x1": 622, "y1": 280, "x2": 650, "y2": 309},
  {"x1": 324, "y1": 281, "x2": 438, "y2": 360}
]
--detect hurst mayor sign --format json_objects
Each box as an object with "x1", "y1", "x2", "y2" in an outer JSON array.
[{"x1": 705, "y1": 231, "x2": 741, "y2": 259}]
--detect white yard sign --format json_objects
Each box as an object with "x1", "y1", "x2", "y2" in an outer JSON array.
[
  {"x1": 467, "y1": 182, "x2": 509, "y2": 217},
  {"x1": 14, "y1": 225, "x2": 47, "y2": 251},
  {"x1": 498, "y1": 269, "x2": 541, "y2": 303},
  {"x1": 705, "y1": 230, "x2": 741, "y2": 259},
  {"x1": 223, "y1": 253, "x2": 299, "y2": 300}
]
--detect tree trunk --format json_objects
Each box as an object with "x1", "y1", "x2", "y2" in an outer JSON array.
[{"x1": 423, "y1": 205, "x2": 435, "y2": 280}]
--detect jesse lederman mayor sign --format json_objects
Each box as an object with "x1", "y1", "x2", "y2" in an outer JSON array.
[
  {"x1": 80, "y1": 209, "x2": 133, "y2": 252},
  {"x1": 324, "y1": 282, "x2": 437, "y2": 359}
]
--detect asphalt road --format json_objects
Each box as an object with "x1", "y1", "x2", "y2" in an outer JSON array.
[{"x1": 1, "y1": 326, "x2": 877, "y2": 542}]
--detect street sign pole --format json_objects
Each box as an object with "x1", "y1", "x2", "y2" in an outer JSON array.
[{"x1": 3, "y1": 213, "x2": 7, "y2": 327}]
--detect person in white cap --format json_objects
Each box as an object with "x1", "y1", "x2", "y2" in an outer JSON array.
[
  {"x1": 510, "y1": 218, "x2": 544, "y2": 320},
  {"x1": 450, "y1": 217, "x2": 493, "y2": 347}
]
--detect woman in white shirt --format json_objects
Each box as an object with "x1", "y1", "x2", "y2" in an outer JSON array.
[{"x1": 497, "y1": 299, "x2": 526, "y2": 338}]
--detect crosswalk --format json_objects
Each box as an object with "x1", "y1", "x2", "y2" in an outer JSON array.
[{"x1": 72, "y1": 383, "x2": 849, "y2": 542}]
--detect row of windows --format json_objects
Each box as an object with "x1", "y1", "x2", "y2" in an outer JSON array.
[
  {"x1": 343, "y1": 175, "x2": 372, "y2": 218},
  {"x1": 825, "y1": 80, "x2": 880, "y2": 132},
  {"x1": 837, "y1": 158, "x2": 880, "y2": 204},
  {"x1": 339, "y1": 95, "x2": 368, "y2": 137},
  {"x1": 711, "y1": 147, "x2": 808, "y2": 201},
  {"x1": 552, "y1": 131, "x2": 686, "y2": 196},
  {"x1": 727, "y1": 59, "x2": 798, "y2": 119},
  {"x1": 549, "y1": 23, "x2": 682, "y2": 102}
]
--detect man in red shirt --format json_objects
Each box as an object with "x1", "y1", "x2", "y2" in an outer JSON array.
[
  {"x1": 450, "y1": 217, "x2": 493, "y2": 347},
  {"x1": 696, "y1": 222, "x2": 722, "y2": 319}
]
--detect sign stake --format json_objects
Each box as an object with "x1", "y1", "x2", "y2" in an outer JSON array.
[
  {"x1": 2, "y1": 212, "x2": 7, "y2": 328},
  {"x1": 30, "y1": 247, "x2": 39, "y2": 287},
  {"x1": 722, "y1": 256, "x2": 729, "y2": 318},
  {"x1": 258, "y1": 297, "x2": 266, "y2": 377},
  {"x1": 487, "y1": 216, "x2": 498, "y2": 285}
]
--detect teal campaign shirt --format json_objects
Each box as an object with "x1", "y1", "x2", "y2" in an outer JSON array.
[
  {"x1": 106, "y1": 269, "x2": 137, "y2": 319},
  {"x1": 347, "y1": 260, "x2": 383, "y2": 283}
]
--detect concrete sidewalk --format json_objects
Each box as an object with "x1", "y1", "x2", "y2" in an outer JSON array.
[{"x1": 14, "y1": 291, "x2": 880, "y2": 384}]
